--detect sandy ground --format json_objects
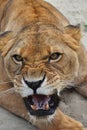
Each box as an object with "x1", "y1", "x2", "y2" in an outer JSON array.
[{"x1": 0, "y1": 0, "x2": 87, "y2": 130}]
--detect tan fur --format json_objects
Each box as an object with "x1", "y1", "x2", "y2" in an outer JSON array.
[
  {"x1": 0, "y1": 0, "x2": 86, "y2": 130},
  {"x1": 35, "y1": 110, "x2": 84, "y2": 130}
]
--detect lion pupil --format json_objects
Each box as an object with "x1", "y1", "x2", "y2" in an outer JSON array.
[{"x1": 51, "y1": 53, "x2": 59, "y2": 60}]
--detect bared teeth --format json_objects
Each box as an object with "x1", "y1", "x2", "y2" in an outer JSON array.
[
  {"x1": 31, "y1": 105, "x2": 36, "y2": 110},
  {"x1": 31, "y1": 104, "x2": 50, "y2": 110},
  {"x1": 45, "y1": 103, "x2": 49, "y2": 110}
]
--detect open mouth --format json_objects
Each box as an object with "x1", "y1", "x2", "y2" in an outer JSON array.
[{"x1": 23, "y1": 93, "x2": 60, "y2": 117}]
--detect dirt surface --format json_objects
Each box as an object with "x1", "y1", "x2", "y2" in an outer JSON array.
[{"x1": 0, "y1": 0, "x2": 87, "y2": 130}]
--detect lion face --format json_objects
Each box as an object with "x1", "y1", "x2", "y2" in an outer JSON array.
[{"x1": 0, "y1": 23, "x2": 80, "y2": 118}]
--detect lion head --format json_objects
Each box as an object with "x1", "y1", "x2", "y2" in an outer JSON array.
[{"x1": 0, "y1": 22, "x2": 82, "y2": 122}]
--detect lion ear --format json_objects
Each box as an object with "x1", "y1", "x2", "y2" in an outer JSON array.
[
  {"x1": 64, "y1": 24, "x2": 81, "y2": 41},
  {"x1": 0, "y1": 31, "x2": 13, "y2": 50}
]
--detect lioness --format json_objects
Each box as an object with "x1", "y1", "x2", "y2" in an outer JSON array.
[{"x1": 0, "y1": 0, "x2": 87, "y2": 130}]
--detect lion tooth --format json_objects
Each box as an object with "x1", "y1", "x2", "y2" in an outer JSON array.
[
  {"x1": 45, "y1": 104, "x2": 49, "y2": 110},
  {"x1": 31, "y1": 105, "x2": 36, "y2": 110}
]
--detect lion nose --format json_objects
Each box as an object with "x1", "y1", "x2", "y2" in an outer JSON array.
[{"x1": 23, "y1": 75, "x2": 45, "y2": 93}]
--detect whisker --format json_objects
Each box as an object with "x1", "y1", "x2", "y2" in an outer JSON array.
[
  {"x1": 0, "y1": 81, "x2": 13, "y2": 84},
  {"x1": 0, "y1": 87, "x2": 15, "y2": 98}
]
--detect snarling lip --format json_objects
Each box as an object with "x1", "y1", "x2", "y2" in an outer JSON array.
[{"x1": 23, "y1": 93, "x2": 60, "y2": 117}]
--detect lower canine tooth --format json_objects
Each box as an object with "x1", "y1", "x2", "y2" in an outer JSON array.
[
  {"x1": 45, "y1": 104, "x2": 49, "y2": 110},
  {"x1": 31, "y1": 105, "x2": 36, "y2": 110}
]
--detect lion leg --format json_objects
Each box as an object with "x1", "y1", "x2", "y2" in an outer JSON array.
[
  {"x1": 57, "y1": 110, "x2": 84, "y2": 130},
  {"x1": 37, "y1": 110, "x2": 84, "y2": 130},
  {"x1": 0, "y1": 84, "x2": 29, "y2": 120}
]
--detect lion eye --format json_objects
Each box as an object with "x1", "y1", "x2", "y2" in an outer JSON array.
[
  {"x1": 50, "y1": 52, "x2": 62, "y2": 61},
  {"x1": 12, "y1": 54, "x2": 23, "y2": 62}
]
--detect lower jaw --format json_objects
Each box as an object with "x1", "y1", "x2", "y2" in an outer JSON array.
[
  {"x1": 28, "y1": 107, "x2": 56, "y2": 117},
  {"x1": 28, "y1": 111, "x2": 58, "y2": 130}
]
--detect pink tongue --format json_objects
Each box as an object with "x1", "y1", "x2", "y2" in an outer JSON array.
[{"x1": 32, "y1": 95, "x2": 50, "y2": 110}]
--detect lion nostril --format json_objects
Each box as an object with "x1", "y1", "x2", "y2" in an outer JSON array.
[{"x1": 23, "y1": 75, "x2": 45, "y2": 94}]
